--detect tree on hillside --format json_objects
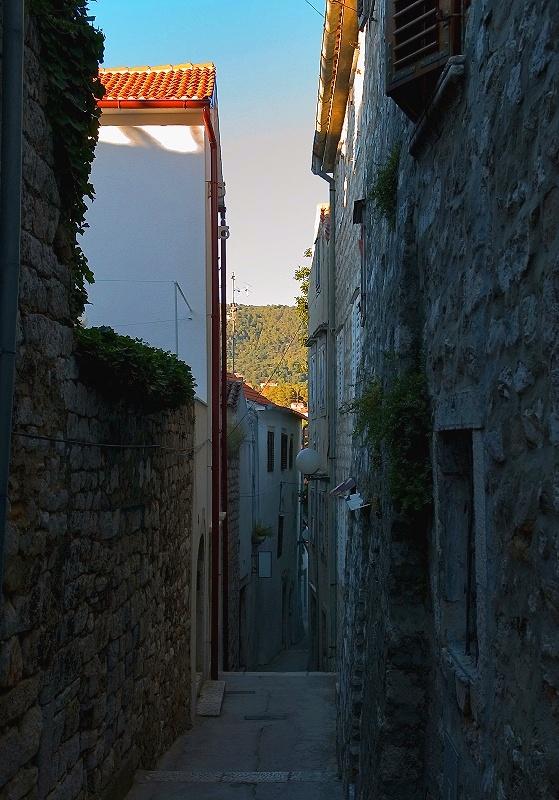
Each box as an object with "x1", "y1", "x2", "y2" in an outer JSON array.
[
  {"x1": 226, "y1": 305, "x2": 308, "y2": 387},
  {"x1": 261, "y1": 382, "x2": 308, "y2": 408},
  {"x1": 294, "y1": 248, "x2": 312, "y2": 345}
]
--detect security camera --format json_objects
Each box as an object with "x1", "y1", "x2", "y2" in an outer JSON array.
[{"x1": 218, "y1": 225, "x2": 230, "y2": 240}]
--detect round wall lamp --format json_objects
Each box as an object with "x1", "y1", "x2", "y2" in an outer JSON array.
[{"x1": 295, "y1": 447, "x2": 321, "y2": 476}]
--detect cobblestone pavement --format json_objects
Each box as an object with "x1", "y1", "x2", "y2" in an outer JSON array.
[{"x1": 125, "y1": 672, "x2": 342, "y2": 799}]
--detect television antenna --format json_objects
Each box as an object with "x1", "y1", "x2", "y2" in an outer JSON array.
[{"x1": 229, "y1": 273, "x2": 252, "y2": 373}]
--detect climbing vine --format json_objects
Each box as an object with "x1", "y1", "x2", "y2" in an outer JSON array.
[
  {"x1": 76, "y1": 327, "x2": 196, "y2": 412},
  {"x1": 352, "y1": 366, "x2": 432, "y2": 513},
  {"x1": 294, "y1": 248, "x2": 313, "y2": 346},
  {"x1": 31, "y1": 0, "x2": 105, "y2": 320},
  {"x1": 369, "y1": 143, "x2": 401, "y2": 229}
]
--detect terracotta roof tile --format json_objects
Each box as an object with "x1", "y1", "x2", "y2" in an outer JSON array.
[{"x1": 99, "y1": 62, "x2": 215, "y2": 102}]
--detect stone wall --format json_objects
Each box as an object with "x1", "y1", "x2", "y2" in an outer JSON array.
[
  {"x1": 338, "y1": 1, "x2": 559, "y2": 799},
  {"x1": 0, "y1": 15, "x2": 194, "y2": 800}
]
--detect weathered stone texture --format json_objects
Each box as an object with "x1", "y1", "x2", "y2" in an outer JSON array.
[
  {"x1": 338, "y1": 1, "x2": 559, "y2": 799},
  {"x1": 1, "y1": 14, "x2": 194, "y2": 800}
]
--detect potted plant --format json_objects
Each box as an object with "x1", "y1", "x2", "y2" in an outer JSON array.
[{"x1": 252, "y1": 521, "x2": 272, "y2": 545}]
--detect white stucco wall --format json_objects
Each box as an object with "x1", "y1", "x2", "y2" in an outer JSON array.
[
  {"x1": 81, "y1": 112, "x2": 209, "y2": 400},
  {"x1": 253, "y1": 405, "x2": 302, "y2": 665}
]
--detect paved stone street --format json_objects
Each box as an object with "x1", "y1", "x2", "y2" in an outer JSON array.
[{"x1": 125, "y1": 672, "x2": 342, "y2": 799}]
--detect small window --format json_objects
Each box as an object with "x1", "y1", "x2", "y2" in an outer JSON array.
[
  {"x1": 280, "y1": 432, "x2": 288, "y2": 471},
  {"x1": 386, "y1": 0, "x2": 465, "y2": 121},
  {"x1": 438, "y1": 429, "x2": 478, "y2": 661},
  {"x1": 357, "y1": 0, "x2": 372, "y2": 29},
  {"x1": 277, "y1": 515, "x2": 284, "y2": 559},
  {"x1": 267, "y1": 430, "x2": 275, "y2": 472},
  {"x1": 350, "y1": 299, "x2": 361, "y2": 399},
  {"x1": 288, "y1": 435, "x2": 294, "y2": 469}
]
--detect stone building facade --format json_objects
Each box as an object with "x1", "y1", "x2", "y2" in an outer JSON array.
[
  {"x1": 312, "y1": 1, "x2": 559, "y2": 798},
  {"x1": 1, "y1": 15, "x2": 195, "y2": 800}
]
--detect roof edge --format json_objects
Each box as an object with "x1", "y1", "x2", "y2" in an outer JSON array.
[
  {"x1": 99, "y1": 61, "x2": 215, "y2": 74},
  {"x1": 312, "y1": 0, "x2": 358, "y2": 174}
]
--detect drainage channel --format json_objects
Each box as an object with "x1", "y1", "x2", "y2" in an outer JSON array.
[{"x1": 137, "y1": 771, "x2": 339, "y2": 784}]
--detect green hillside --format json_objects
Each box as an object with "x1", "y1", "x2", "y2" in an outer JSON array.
[{"x1": 228, "y1": 304, "x2": 308, "y2": 387}]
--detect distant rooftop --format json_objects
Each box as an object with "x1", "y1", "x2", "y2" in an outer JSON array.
[{"x1": 99, "y1": 62, "x2": 216, "y2": 103}]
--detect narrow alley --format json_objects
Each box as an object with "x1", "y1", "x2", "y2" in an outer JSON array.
[{"x1": 125, "y1": 672, "x2": 341, "y2": 800}]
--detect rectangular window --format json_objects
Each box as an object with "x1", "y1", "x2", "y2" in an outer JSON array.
[
  {"x1": 357, "y1": 0, "x2": 372, "y2": 28},
  {"x1": 309, "y1": 350, "x2": 317, "y2": 413},
  {"x1": 386, "y1": 0, "x2": 465, "y2": 121},
  {"x1": 267, "y1": 430, "x2": 275, "y2": 472},
  {"x1": 277, "y1": 514, "x2": 284, "y2": 559},
  {"x1": 288, "y1": 435, "x2": 294, "y2": 469},
  {"x1": 437, "y1": 429, "x2": 478, "y2": 661},
  {"x1": 336, "y1": 328, "x2": 345, "y2": 408},
  {"x1": 318, "y1": 342, "x2": 326, "y2": 412},
  {"x1": 318, "y1": 491, "x2": 328, "y2": 562},
  {"x1": 308, "y1": 487, "x2": 316, "y2": 544},
  {"x1": 350, "y1": 299, "x2": 361, "y2": 398},
  {"x1": 280, "y1": 432, "x2": 288, "y2": 471}
]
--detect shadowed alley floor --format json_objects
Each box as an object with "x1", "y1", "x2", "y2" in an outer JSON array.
[{"x1": 125, "y1": 672, "x2": 342, "y2": 799}]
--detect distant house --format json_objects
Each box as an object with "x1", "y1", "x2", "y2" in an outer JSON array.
[
  {"x1": 226, "y1": 375, "x2": 306, "y2": 669},
  {"x1": 82, "y1": 62, "x2": 224, "y2": 402},
  {"x1": 81, "y1": 61, "x2": 226, "y2": 695}
]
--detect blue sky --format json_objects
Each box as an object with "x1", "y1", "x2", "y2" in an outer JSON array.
[{"x1": 92, "y1": 0, "x2": 327, "y2": 306}]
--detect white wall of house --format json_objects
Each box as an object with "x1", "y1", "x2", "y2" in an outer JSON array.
[
  {"x1": 191, "y1": 398, "x2": 211, "y2": 711},
  {"x1": 81, "y1": 110, "x2": 209, "y2": 400},
  {"x1": 252, "y1": 405, "x2": 303, "y2": 666}
]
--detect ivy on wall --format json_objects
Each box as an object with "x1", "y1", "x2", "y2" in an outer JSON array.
[
  {"x1": 352, "y1": 366, "x2": 432, "y2": 513},
  {"x1": 369, "y1": 143, "x2": 401, "y2": 229},
  {"x1": 76, "y1": 327, "x2": 196, "y2": 412},
  {"x1": 31, "y1": 0, "x2": 105, "y2": 320}
]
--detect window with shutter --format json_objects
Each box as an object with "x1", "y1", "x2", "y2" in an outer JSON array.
[
  {"x1": 277, "y1": 515, "x2": 284, "y2": 558},
  {"x1": 267, "y1": 430, "x2": 275, "y2": 472},
  {"x1": 280, "y1": 432, "x2": 288, "y2": 471},
  {"x1": 350, "y1": 299, "x2": 361, "y2": 398},
  {"x1": 386, "y1": 0, "x2": 464, "y2": 121}
]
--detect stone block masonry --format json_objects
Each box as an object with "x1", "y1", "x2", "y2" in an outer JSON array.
[
  {"x1": 0, "y1": 14, "x2": 195, "y2": 800},
  {"x1": 336, "y1": 1, "x2": 559, "y2": 799}
]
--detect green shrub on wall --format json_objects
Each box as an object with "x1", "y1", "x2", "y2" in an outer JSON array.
[
  {"x1": 76, "y1": 327, "x2": 196, "y2": 412},
  {"x1": 352, "y1": 367, "x2": 432, "y2": 513},
  {"x1": 31, "y1": 0, "x2": 105, "y2": 320},
  {"x1": 369, "y1": 143, "x2": 401, "y2": 229}
]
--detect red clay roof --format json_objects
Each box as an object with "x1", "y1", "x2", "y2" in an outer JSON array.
[
  {"x1": 99, "y1": 62, "x2": 215, "y2": 102},
  {"x1": 225, "y1": 373, "x2": 303, "y2": 412}
]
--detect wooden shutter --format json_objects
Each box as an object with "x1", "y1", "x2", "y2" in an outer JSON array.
[
  {"x1": 280, "y1": 433, "x2": 288, "y2": 471},
  {"x1": 386, "y1": 0, "x2": 463, "y2": 121},
  {"x1": 267, "y1": 430, "x2": 275, "y2": 472}
]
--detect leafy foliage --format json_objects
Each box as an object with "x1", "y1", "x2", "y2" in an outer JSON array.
[
  {"x1": 227, "y1": 422, "x2": 246, "y2": 457},
  {"x1": 260, "y1": 383, "x2": 308, "y2": 408},
  {"x1": 369, "y1": 143, "x2": 400, "y2": 229},
  {"x1": 252, "y1": 521, "x2": 273, "y2": 543},
  {"x1": 352, "y1": 369, "x2": 432, "y2": 513},
  {"x1": 294, "y1": 248, "x2": 312, "y2": 344},
  {"x1": 228, "y1": 305, "x2": 308, "y2": 387},
  {"x1": 31, "y1": 0, "x2": 105, "y2": 320},
  {"x1": 76, "y1": 327, "x2": 195, "y2": 412}
]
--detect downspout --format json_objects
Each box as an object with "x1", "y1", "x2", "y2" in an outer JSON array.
[
  {"x1": 219, "y1": 205, "x2": 229, "y2": 671},
  {"x1": 314, "y1": 169, "x2": 337, "y2": 667},
  {"x1": 203, "y1": 105, "x2": 221, "y2": 680},
  {"x1": 0, "y1": 0, "x2": 25, "y2": 597}
]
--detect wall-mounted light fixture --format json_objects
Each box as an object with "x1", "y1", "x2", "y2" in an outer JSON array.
[{"x1": 295, "y1": 447, "x2": 323, "y2": 477}]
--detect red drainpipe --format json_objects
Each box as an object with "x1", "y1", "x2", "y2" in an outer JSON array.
[
  {"x1": 219, "y1": 206, "x2": 229, "y2": 672},
  {"x1": 203, "y1": 105, "x2": 221, "y2": 681},
  {"x1": 96, "y1": 95, "x2": 223, "y2": 679}
]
